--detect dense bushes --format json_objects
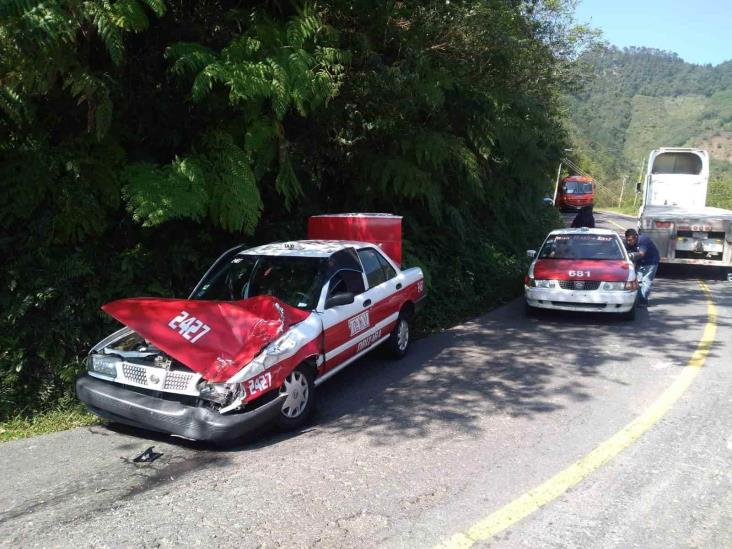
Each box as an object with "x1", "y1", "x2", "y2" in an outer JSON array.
[{"x1": 0, "y1": 0, "x2": 576, "y2": 420}]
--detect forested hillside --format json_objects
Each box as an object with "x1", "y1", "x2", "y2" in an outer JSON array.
[
  {"x1": 0, "y1": 1, "x2": 584, "y2": 420},
  {"x1": 566, "y1": 45, "x2": 732, "y2": 208}
]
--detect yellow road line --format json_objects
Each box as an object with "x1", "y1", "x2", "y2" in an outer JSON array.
[
  {"x1": 600, "y1": 215, "x2": 630, "y2": 232},
  {"x1": 436, "y1": 281, "x2": 717, "y2": 549}
]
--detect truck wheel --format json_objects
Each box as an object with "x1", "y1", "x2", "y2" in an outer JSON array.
[
  {"x1": 276, "y1": 365, "x2": 315, "y2": 430},
  {"x1": 386, "y1": 314, "x2": 410, "y2": 359}
]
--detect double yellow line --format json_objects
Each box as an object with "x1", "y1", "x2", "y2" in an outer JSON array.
[{"x1": 436, "y1": 281, "x2": 717, "y2": 549}]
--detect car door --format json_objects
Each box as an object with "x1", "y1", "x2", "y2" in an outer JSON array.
[
  {"x1": 319, "y1": 268, "x2": 371, "y2": 374},
  {"x1": 356, "y1": 247, "x2": 401, "y2": 346}
]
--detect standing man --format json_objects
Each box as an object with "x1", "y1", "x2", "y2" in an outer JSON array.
[
  {"x1": 624, "y1": 228, "x2": 660, "y2": 307},
  {"x1": 571, "y1": 204, "x2": 595, "y2": 228}
]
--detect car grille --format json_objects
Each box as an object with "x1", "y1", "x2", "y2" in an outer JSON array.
[
  {"x1": 559, "y1": 280, "x2": 601, "y2": 291},
  {"x1": 119, "y1": 363, "x2": 200, "y2": 394},
  {"x1": 163, "y1": 371, "x2": 196, "y2": 391},
  {"x1": 122, "y1": 363, "x2": 148, "y2": 385}
]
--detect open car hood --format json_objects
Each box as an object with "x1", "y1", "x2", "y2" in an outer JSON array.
[
  {"x1": 102, "y1": 296, "x2": 311, "y2": 382},
  {"x1": 533, "y1": 259, "x2": 630, "y2": 281}
]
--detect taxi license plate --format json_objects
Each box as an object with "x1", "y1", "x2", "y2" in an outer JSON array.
[{"x1": 692, "y1": 232, "x2": 708, "y2": 239}]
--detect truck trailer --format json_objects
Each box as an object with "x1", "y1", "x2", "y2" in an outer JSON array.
[{"x1": 637, "y1": 147, "x2": 732, "y2": 279}]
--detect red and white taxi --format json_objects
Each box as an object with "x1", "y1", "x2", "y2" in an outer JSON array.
[
  {"x1": 76, "y1": 214, "x2": 425, "y2": 442},
  {"x1": 524, "y1": 228, "x2": 639, "y2": 318}
]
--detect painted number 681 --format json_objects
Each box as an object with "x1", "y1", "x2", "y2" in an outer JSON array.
[{"x1": 568, "y1": 270, "x2": 591, "y2": 277}]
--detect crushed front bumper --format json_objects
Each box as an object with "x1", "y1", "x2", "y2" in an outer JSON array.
[
  {"x1": 76, "y1": 374, "x2": 285, "y2": 442},
  {"x1": 525, "y1": 287, "x2": 637, "y2": 313}
]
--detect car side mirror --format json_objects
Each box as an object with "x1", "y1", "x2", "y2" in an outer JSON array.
[
  {"x1": 635, "y1": 182, "x2": 641, "y2": 193},
  {"x1": 325, "y1": 292, "x2": 355, "y2": 309},
  {"x1": 526, "y1": 250, "x2": 537, "y2": 259}
]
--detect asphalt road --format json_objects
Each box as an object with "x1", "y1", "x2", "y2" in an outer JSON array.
[{"x1": 1, "y1": 210, "x2": 730, "y2": 548}]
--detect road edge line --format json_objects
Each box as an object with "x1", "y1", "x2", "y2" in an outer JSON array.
[{"x1": 435, "y1": 280, "x2": 717, "y2": 549}]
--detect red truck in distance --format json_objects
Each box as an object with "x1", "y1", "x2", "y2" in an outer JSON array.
[{"x1": 556, "y1": 176, "x2": 595, "y2": 212}]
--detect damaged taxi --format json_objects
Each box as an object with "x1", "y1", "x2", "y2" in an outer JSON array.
[{"x1": 77, "y1": 214, "x2": 425, "y2": 442}]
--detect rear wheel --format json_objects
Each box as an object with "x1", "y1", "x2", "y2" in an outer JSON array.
[
  {"x1": 276, "y1": 366, "x2": 315, "y2": 430},
  {"x1": 387, "y1": 314, "x2": 410, "y2": 359}
]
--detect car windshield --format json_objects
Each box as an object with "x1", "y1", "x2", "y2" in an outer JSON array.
[
  {"x1": 563, "y1": 181, "x2": 593, "y2": 194},
  {"x1": 538, "y1": 234, "x2": 625, "y2": 260},
  {"x1": 192, "y1": 254, "x2": 326, "y2": 310}
]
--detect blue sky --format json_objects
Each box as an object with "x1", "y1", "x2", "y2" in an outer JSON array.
[{"x1": 574, "y1": 0, "x2": 732, "y2": 66}]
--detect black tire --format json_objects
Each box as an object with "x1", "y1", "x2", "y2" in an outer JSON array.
[
  {"x1": 524, "y1": 300, "x2": 538, "y2": 317},
  {"x1": 276, "y1": 365, "x2": 315, "y2": 430},
  {"x1": 386, "y1": 313, "x2": 410, "y2": 359}
]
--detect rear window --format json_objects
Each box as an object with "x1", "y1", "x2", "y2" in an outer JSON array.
[
  {"x1": 538, "y1": 234, "x2": 624, "y2": 260},
  {"x1": 651, "y1": 153, "x2": 702, "y2": 175}
]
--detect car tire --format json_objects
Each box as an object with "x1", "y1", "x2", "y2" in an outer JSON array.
[
  {"x1": 276, "y1": 365, "x2": 315, "y2": 430},
  {"x1": 524, "y1": 300, "x2": 537, "y2": 317},
  {"x1": 386, "y1": 313, "x2": 410, "y2": 359}
]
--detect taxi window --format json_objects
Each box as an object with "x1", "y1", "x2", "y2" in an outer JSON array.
[
  {"x1": 327, "y1": 269, "x2": 366, "y2": 298},
  {"x1": 358, "y1": 248, "x2": 389, "y2": 288},
  {"x1": 538, "y1": 234, "x2": 624, "y2": 260}
]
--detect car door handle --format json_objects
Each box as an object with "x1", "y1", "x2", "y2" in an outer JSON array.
[
  {"x1": 363, "y1": 299, "x2": 372, "y2": 307},
  {"x1": 396, "y1": 283, "x2": 402, "y2": 290}
]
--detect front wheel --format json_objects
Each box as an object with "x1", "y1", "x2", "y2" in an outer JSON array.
[
  {"x1": 276, "y1": 366, "x2": 315, "y2": 430},
  {"x1": 386, "y1": 315, "x2": 410, "y2": 359}
]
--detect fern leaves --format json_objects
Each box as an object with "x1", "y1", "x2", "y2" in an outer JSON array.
[
  {"x1": 162, "y1": 8, "x2": 347, "y2": 223},
  {"x1": 167, "y1": 10, "x2": 346, "y2": 119}
]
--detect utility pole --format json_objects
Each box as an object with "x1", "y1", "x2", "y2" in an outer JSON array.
[
  {"x1": 552, "y1": 149, "x2": 573, "y2": 205},
  {"x1": 618, "y1": 175, "x2": 627, "y2": 207},
  {"x1": 552, "y1": 161, "x2": 563, "y2": 205}
]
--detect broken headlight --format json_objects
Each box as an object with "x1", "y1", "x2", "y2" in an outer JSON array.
[
  {"x1": 198, "y1": 381, "x2": 242, "y2": 406},
  {"x1": 89, "y1": 354, "x2": 119, "y2": 379}
]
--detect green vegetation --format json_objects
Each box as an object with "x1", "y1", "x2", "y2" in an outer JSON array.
[
  {"x1": 0, "y1": 402, "x2": 98, "y2": 443},
  {"x1": 566, "y1": 46, "x2": 732, "y2": 209},
  {"x1": 0, "y1": 0, "x2": 584, "y2": 431}
]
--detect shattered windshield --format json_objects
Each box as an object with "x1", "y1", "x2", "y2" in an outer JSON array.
[
  {"x1": 192, "y1": 254, "x2": 327, "y2": 310},
  {"x1": 538, "y1": 234, "x2": 625, "y2": 260}
]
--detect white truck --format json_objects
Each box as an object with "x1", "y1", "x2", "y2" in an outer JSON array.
[{"x1": 637, "y1": 147, "x2": 732, "y2": 279}]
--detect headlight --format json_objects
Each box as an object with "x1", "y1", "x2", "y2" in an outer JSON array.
[
  {"x1": 89, "y1": 354, "x2": 119, "y2": 378},
  {"x1": 199, "y1": 381, "x2": 240, "y2": 405},
  {"x1": 534, "y1": 279, "x2": 557, "y2": 289},
  {"x1": 601, "y1": 281, "x2": 625, "y2": 291}
]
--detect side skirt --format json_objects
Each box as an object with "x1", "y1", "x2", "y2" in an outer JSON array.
[{"x1": 314, "y1": 334, "x2": 390, "y2": 387}]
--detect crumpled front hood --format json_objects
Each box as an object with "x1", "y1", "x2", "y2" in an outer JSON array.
[
  {"x1": 102, "y1": 296, "x2": 311, "y2": 382},
  {"x1": 533, "y1": 259, "x2": 630, "y2": 281}
]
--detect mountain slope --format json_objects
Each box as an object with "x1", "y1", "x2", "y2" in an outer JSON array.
[{"x1": 567, "y1": 46, "x2": 732, "y2": 209}]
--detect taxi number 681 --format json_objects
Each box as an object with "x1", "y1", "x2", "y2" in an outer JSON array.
[{"x1": 568, "y1": 270, "x2": 591, "y2": 277}]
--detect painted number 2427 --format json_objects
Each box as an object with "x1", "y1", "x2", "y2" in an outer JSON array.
[{"x1": 168, "y1": 311, "x2": 211, "y2": 343}]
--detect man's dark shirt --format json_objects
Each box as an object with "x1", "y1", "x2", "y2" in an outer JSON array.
[{"x1": 627, "y1": 234, "x2": 660, "y2": 266}]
